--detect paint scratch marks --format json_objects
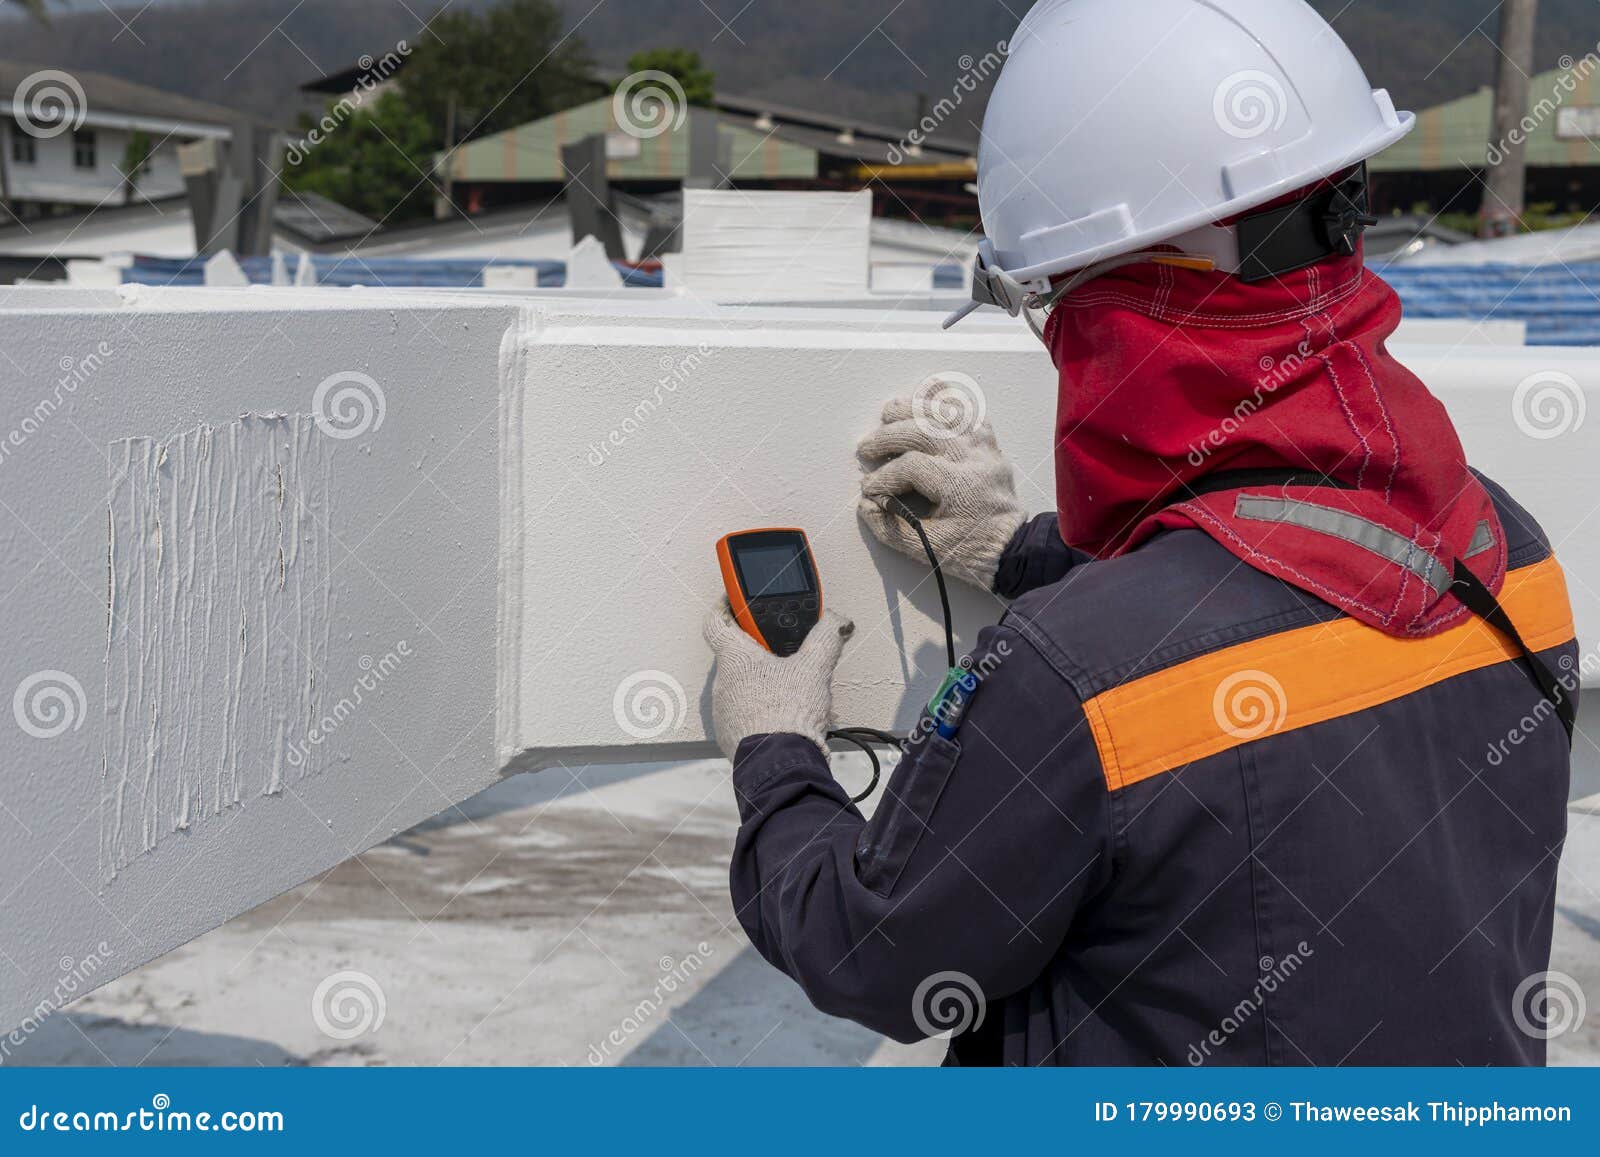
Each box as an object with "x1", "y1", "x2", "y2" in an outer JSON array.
[{"x1": 101, "y1": 415, "x2": 335, "y2": 879}]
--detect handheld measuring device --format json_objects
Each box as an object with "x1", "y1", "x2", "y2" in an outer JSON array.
[
  {"x1": 715, "y1": 528, "x2": 822, "y2": 656},
  {"x1": 711, "y1": 506, "x2": 968, "y2": 804}
]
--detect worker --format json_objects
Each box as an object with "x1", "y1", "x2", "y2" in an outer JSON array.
[{"x1": 703, "y1": 0, "x2": 1577, "y2": 1065}]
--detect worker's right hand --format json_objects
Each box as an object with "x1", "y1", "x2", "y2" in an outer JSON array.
[
  {"x1": 857, "y1": 379, "x2": 1027, "y2": 592},
  {"x1": 703, "y1": 602, "x2": 855, "y2": 762}
]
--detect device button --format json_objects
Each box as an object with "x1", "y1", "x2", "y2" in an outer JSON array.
[
  {"x1": 802, "y1": 597, "x2": 818, "y2": 611},
  {"x1": 778, "y1": 612, "x2": 799, "y2": 629},
  {"x1": 781, "y1": 599, "x2": 797, "y2": 612}
]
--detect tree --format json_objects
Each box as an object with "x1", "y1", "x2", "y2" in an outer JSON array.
[
  {"x1": 1481, "y1": 0, "x2": 1538, "y2": 237},
  {"x1": 120, "y1": 130, "x2": 154, "y2": 205},
  {"x1": 282, "y1": 0, "x2": 601, "y2": 225},
  {"x1": 282, "y1": 91, "x2": 440, "y2": 224},
  {"x1": 400, "y1": 0, "x2": 600, "y2": 147},
  {"x1": 623, "y1": 48, "x2": 715, "y2": 108}
]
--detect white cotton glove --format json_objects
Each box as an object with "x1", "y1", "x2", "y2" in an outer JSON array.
[
  {"x1": 703, "y1": 603, "x2": 855, "y2": 761},
  {"x1": 857, "y1": 378, "x2": 1028, "y2": 590}
]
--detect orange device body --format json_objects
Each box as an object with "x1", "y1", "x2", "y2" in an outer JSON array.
[{"x1": 716, "y1": 528, "x2": 823, "y2": 656}]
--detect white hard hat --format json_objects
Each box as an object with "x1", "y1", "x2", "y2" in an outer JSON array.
[{"x1": 951, "y1": 0, "x2": 1413, "y2": 328}]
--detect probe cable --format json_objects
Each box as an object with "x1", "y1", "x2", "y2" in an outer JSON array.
[
  {"x1": 882, "y1": 496, "x2": 958, "y2": 669},
  {"x1": 824, "y1": 498, "x2": 959, "y2": 803}
]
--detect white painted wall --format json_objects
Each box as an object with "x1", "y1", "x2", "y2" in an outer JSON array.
[
  {"x1": 678, "y1": 190, "x2": 873, "y2": 298},
  {"x1": 0, "y1": 284, "x2": 1595, "y2": 1034},
  {"x1": 502, "y1": 305, "x2": 1054, "y2": 767},
  {"x1": 0, "y1": 285, "x2": 128, "y2": 309},
  {"x1": 2, "y1": 123, "x2": 187, "y2": 207},
  {"x1": 1395, "y1": 318, "x2": 1527, "y2": 347},
  {"x1": 0, "y1": 292, "x2": 520, "y2": 1034}
]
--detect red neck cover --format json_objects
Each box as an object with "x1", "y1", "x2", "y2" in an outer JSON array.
[{"x1": 1043, "y1": 250, "x2": 1504, "y2": 638}]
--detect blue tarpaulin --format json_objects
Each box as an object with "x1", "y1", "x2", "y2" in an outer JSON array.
[
  {"x1": 1377, "y1": 261, "x2": 1600, "y2": 346},
  {"x1": 122, "y1": 255, "x2": 665, "y2": 290}
]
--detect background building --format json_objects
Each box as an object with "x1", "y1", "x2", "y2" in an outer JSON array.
[
  {"x1": 432, "y1": 87, "x2": 977, "y2": 221},
  {"x1": 1371, "y1": 63, "x2": 1600, "y2": 219},
  {"x1": 0, "y1": 59, "x2": 240, "y2": 218}
]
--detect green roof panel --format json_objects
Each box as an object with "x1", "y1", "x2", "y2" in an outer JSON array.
[
  {"x1": 1370, "y1": 64, "x2": 1600, "y2": 172},
  {"x1": 440, "y1": 97, "x2": 818, "y2": 183}
]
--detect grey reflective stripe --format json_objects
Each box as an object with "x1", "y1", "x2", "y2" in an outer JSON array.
[
  {"x1": 1466, "y1": 520, "x2": 1497, "y2": 558},
  {"x1": 1233, "y1": 495, "x2": 1450, "y2": 593}
]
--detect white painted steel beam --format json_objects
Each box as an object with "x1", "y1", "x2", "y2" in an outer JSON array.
[{"x1": 0, "y1": 293, "x2": 519, "y2": 1034}]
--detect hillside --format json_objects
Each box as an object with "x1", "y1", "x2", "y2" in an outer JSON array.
[{"x1": 1, "y1": 0, "x2": 1596, "y2": 138}]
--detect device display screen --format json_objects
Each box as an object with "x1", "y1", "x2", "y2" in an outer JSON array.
[{"x1": 736, "y1": 544, "x2": 812, "y2": 597}]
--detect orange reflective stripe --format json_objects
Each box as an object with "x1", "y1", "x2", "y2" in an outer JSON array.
[{"x1": 1085, "y1": 556, "x2": 1576, "y2": 792}]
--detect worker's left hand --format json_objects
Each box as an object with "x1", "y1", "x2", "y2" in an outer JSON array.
[
  {"x1": 703, "y1": 603, "x2": 855, "y2": 762},
  {"x1": 857, "y1": 379, "x2": 1027, "y2": 591}
]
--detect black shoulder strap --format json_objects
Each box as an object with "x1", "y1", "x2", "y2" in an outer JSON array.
[
  {"x1": 1450, "y1": 560, "x2": 1576, "y2": 742},
  {"x1": 1172, "y1": 468, "x2": 1354, "y2": 503}
]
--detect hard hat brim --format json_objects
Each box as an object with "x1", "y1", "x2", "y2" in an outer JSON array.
[{"x1": 991, "y1": 110, "x2": 1415, "y2": 289}]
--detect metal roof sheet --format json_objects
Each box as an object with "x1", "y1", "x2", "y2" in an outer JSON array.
[
  {"x1": 440, "y1": 98, "x2": 817, "y2": 184},
  {"x1": 0, "y1": 58, "x2": 252, "y2": 133},
  {"x1": 1371, "y1": 64, "x2": 1600, "y2": 172}
]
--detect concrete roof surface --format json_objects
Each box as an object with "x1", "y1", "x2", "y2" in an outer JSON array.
[{"x1": 5, "y1": 756, "x2": 1595, "y2": 1066}]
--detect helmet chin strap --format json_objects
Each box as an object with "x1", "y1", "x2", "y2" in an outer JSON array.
[
  {"x1": 1023, "y1": 252, "x2": 1218, "y2": 343},
  {"x1": 946, "y1": 248, "x2": 1216, "y2": 334},
  {"x1": 1036, "y1": 252, "x2": 1217, "y2": 310}
]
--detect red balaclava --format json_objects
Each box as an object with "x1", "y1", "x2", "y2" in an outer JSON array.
[{"x1": 1042, "y1": 196, "x2": 1504, "y2": 639}]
